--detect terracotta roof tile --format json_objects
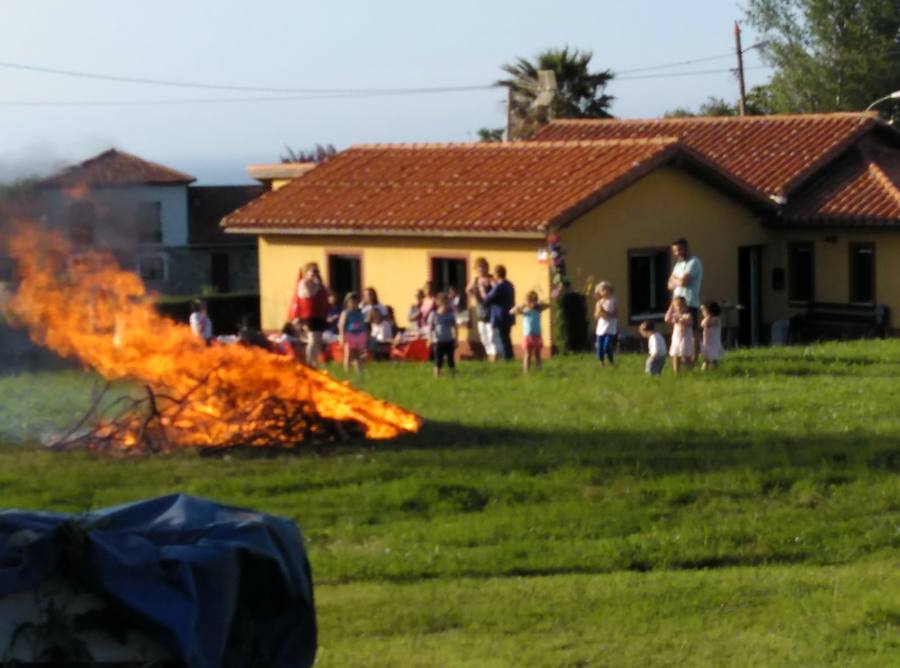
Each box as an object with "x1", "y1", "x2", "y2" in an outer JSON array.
[
  {"x1": 779, "y1": 144, "x2": 900, "y2": 226},
  {"x1": 222, "y1": 140, "x2": 769, "y2": 235},
  {"x1": 533, "y1": 113, "x2": 882, "y2": 197},
  {"x1": 40, "y1": 149, "x2": 195, "y2": 187}
]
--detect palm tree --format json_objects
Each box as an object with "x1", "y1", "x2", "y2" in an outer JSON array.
[{"x1": 499, "y1": 47, "x2": 615, "y2": 139}]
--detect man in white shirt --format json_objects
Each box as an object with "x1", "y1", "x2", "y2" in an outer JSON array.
[{"x1": 667, "y1": 238, "x2": 703, "y2": 362}]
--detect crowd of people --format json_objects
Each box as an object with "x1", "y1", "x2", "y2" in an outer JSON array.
[{"x1": 188, "y1": 238, "x2": 724, "y2": 377}]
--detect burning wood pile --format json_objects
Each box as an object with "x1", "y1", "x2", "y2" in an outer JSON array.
[{"x1": 4, "y1": 227, "x2": 420, "y2": 452}]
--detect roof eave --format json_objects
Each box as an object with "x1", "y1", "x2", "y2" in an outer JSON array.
[{"x1": 223, "y1": 225, "x2": 547, "y2": 240}]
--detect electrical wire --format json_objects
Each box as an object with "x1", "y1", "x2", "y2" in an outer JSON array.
[
  {"x1": 614, "y1": 51, "x2": 736, "y2": 75},
  {"x1": 0, "y1": 55, "x2": 773, "y2": 108},
  {"x1": 0, "y1": 59, "x2": 495, "y2": 95},
  {"x1": 617, "y1": 65, "x2": 770, "y2": 82}
]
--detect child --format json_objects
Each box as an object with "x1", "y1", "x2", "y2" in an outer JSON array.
[
  {"x1": 369, "y1": 307, "x2": 393, "y2": 361},
  {"x1": 189, "y1": 300, "x2": 213, "y2": 345},
  {"x1": 427, "y1": 293, "x2": 458, "y2": 377},
  {"x1": 639, "y1": 320, "x2": 667, "y2": 376},
  {"x1": 594, "y1": 281, "x2": 618, "y2": 366},
  {"x1": 700, "y1": 301, "x2": 724, "y2": 370},
  {"x1": 338, "y1": 292, "x2": 367, "y2": 374},
  {"x1": 511, "y1": 290, "x2": 549, "y2": 372},
  {"x1": 665, "y1": 296, "x2": 694, "y2": 374},
  {"x1": 325, "y1": 291, "x2": 341, "y2": 341}
]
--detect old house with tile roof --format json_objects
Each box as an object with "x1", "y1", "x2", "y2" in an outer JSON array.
[
  {"x1": 534, "y1": 113, "x2": 900, "y2": 341},
  {"x1": 222, "y1": 138, "x2": 781, "y2": 349},
  {"x1": 224, "y1": 112, "x2": 900, "y2": 348},
  {"x1": 38, "y1": 149, "x2": 262, "y2": 296}
]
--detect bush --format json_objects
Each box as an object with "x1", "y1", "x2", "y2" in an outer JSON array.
[{"x1": 553, "y1": 292, "x2": 589, "y2": 353}]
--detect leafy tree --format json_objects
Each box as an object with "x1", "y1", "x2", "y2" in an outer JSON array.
[
  {"x1": 663, "y1": 88, "x2": 776, "y2": 118},
  {"x1": 477, "y1": 127, "x2": 505, "y2": 142},
  {"x1": 745, "y1": 0, "x2": 900, "y2": 120},
  {"x1": 663, "y1": 107, "x2": 697, "y2": 119},
  {"x1": 498, "y1": 47, "x2": 615, "y2": 139},
  {"x1": 280, "y1": 144, "x2": 337, "y2": 164}
]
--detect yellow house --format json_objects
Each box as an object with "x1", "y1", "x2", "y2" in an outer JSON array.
[
  {"x1": 223, "y1": 113, "x2": 900, "y2": 349},
  {"x1": 536, "y1": 113, "x2": 900, "y2": 340},
  {"x1": 223, "y1": 139, "x2": 775, "y2": 350}
]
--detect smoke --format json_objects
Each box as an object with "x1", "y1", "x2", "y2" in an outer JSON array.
[{"x1": 0, "y1": 136, "x2": 120, "y2": 183}]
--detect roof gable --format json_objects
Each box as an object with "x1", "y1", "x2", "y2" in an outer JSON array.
[
  {"x1": 222, "y1": 140, "x2": 771, "y2": 236},
  {"x1": 779, "y1": 143, "x2": 900, "y2": 226},
  {"x1": 40, "y1": 149, "x2": 196, "y2": 188},
  {"x1": 534, "y1": 113, "x2": 884, "y2": 197}
]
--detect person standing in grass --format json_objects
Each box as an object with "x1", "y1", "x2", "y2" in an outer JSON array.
[
  {"x1": 511, "y1": 290, "x2": 549, "y2": 373},
  {"x1": 594, "y1": 281, "x2": 618, "y2": 366},
  {"x1": 700, "y1": 301, "x2": 724, "y2": 371},
  {"x1": 468, "y1": 257, "x2": 497, "y2": 361},
  {"x1": 428, "y1": 293, "x2": 458, "y2": 377},
  {"x1": 338, "y1": 292, "x2": 367, "y2": 374},
  {"x1": 296, "y1": 262, "x2": 330, "y2": 368},
  {"x1": 482, "y1": 265, "x2": 516, "y2": 361},
  {"x1": 665, "y1": 296, "x2": 694, "y2": 374},
  {"x1": 639, "y1": 320, "x2": 667, "y2": 376},
  {"x1": 667, "y1": 238, "x2": 703, "y2": 363}
]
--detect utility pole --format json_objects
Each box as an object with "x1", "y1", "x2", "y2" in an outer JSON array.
[{"x1": 734, "y1": 21, "x2": 747, "y2": 116}]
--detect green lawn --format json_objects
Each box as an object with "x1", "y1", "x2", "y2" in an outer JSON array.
[{"x1": 1, "y1": 341, "x2": 898, "y2": 666}]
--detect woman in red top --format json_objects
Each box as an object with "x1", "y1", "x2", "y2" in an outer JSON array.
[{"x1": 296, "y1": 262, "x2": 329, "y2": 367}]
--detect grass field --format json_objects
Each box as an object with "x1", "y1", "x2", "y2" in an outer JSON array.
[{"x1": 1, "y1": 341, "x2": 898, "y2": 666}]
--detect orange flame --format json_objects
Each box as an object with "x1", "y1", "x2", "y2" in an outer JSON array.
[{"x1": 5, "y1": 226, "x2": 421, "y2": 449}]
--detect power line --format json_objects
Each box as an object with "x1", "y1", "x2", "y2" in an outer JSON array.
[
  {"x1": 0, "y1": 54, "x2": 774, "y2": 109},
  {"x1": 617, "y1": 65, "x2": 770, "y2": 82},
  {"x1": 614, "y1": 52, "x2": 735, "y2": 75},
  {"x1": 0, "y1": 88, "x2": 500, "y2": 108},
  {"x1": 0, "y1": 66, "x2": 773, "y2": 108},
  {"x1": 0, "y1": 59, "x2": 496, "y2": 95}
]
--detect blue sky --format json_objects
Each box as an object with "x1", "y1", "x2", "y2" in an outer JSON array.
[{"x1": 0, "y1": 1, "x2": 770, "y2": 184}]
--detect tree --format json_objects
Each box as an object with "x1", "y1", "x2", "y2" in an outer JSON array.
[
  {"x1": 477, "y1": 127, "x2": 505, "y2": 142},
  {"x1": 745, "y1": 0, "x2": 900, "y2": 120},
  {"x1": 498, "y1": 47, "x2": 615, "y2": 139},
  {"x1": 280, "y1": 144, "x2": 337, "y2": 164},
  {"x1": 663, "y1": 88, "x2": 777, "y2": 118}
]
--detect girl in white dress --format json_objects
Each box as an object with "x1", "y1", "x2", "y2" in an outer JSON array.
[
  {"x1": 594, "y1": 281, "x2": 618, "y2": 366},
  {"x1": 665, "y1": 296, "x2": 693, "y2": 374},
  {"x1": 700, "y1": 301, "x2": 725, "y2": 370}
]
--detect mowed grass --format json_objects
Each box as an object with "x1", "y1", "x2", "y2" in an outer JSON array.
[{"x1": 0, "y1": 340, "x2": 898, "y2": 666}]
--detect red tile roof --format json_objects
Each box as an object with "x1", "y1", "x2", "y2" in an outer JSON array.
[
  {"x1": 533, "y1": 113, "x2": 884, "y2": 197},
  {"x1": 779, "y1": 144, "x2": 900, "y2": 226},
  {"x1": 40, "y1": 149, "x2": 195, "y2": 187},
  {"x1": 222, "y1": 140, "x2": 771, "y2": 236}
]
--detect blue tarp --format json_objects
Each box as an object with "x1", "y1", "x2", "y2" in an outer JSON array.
[{"x1": 0, "y1": 494, "x2": 316, "y2": 667}]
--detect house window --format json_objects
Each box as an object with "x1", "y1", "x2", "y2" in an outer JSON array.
[
  {"x1": 327, "y1": 253, "x2": 361, "y2": 303},
  {"x1": 628, "y1": 248, "x2": 669, "y2": 321},
  {"x1": 849, "y1": 243, "x2": 875, "y2": 304},
  {"x1": 138, "y1": 255, "x2": 167, "y2": 282},
  {"x1": 430, "y1": 257, "x2": 467, "y2": 297},
  {"x1": 788, "y1": 242, "x2": 815, "y2": 304},
  {"x1": 68, "y1": 202, "x2": 96, "y2": 245},
  {"x1": 137, "y1": 201, "x2": 163, "y2": 244}
]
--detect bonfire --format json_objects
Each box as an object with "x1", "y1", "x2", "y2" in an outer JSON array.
[{"x1": 4, "y1": 227, "x2": 420, "y2": 452}]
